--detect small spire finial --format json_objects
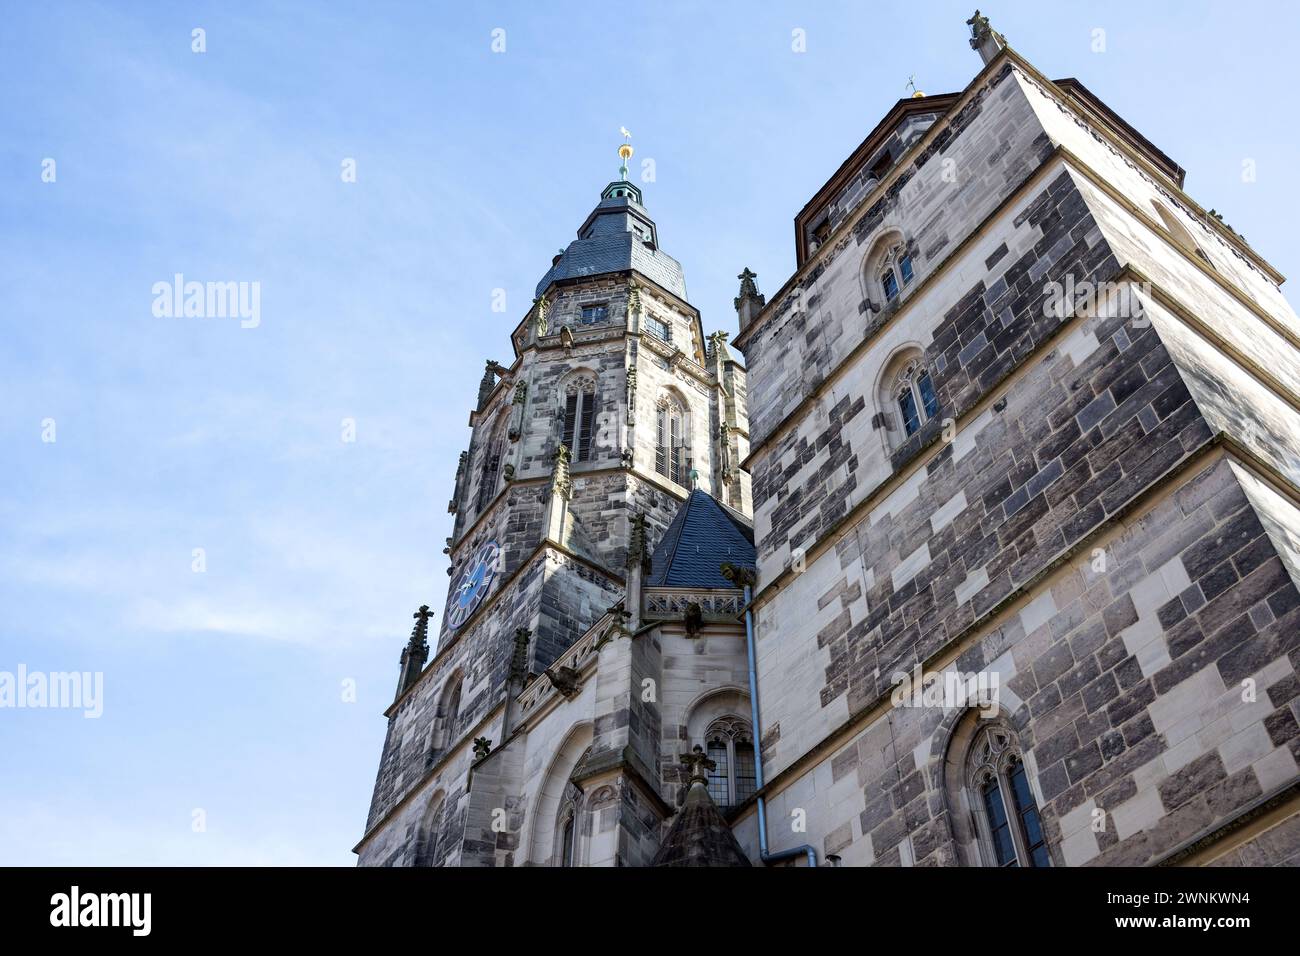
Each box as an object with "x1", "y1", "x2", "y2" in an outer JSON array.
[
  {"x1": 618, "y1": 126, "x2": 634, "y2": 181},
  {"x1": 906, "y1": 74, "x2": 924, "y2": 98},
  {"x1": 627, "y1": 512, "x2": 652, "y2": 572},
  {"x1": 552, "y1": 443, "x2": 573, "y2": 500},
  {"x1": 509, "y1": 627, "x2": 532, "y2": 684},
  {"x1": 680, "y1": 745, "x2": 716, "y2": 787}
]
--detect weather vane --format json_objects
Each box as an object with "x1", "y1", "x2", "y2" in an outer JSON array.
[
  {"x1": 906, "y1": 75, "x2": 924, "y2": 98},
  {"x1": 618, "y1": 126, "x2": 633, "y2": 181}
]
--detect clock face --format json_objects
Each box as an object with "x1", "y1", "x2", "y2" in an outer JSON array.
[{"x1": 446, "y1": 541, "x2": 500, "y2": 630}]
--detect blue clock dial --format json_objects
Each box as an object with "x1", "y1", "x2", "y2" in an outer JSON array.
[{"x1": 446, "y1": 542, "x2": 500, "y2": 630}]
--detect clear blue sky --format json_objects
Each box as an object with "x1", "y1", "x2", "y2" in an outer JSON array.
[{"x1": 1, "y1": 1, "x2": 1296, "y2": 865}]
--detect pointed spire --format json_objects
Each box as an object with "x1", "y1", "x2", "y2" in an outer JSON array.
[
  {"x1": 449, "y1": 450, "x2": 469, "y2": 514},
  {"x1": 627, "y1": 511, "x2": 652, "y2": 572},
  {"x1": 734, "y1": 267, "x2": 766, "y2": 335},
  {"x1": 396, "y1": 605, "x2": 433, "y2": 697},
  {"x1": 501, "y1": 625, "x2": 534, "y2": 740},
  {"x1": 532, "y1": 294, "x2": 550, "y2": 338},
  {"x1": 650, "y1": 745, "x2": 753, "y2": 867},
  {"x1": 509, "y1": 627, "x2": 532, "y2": 686},
  {"x1": 544, "y1": 443, "x2": 573, "y2": 545},
  {"x1": 478, "y1": 360, "x2": 503, "y2": 409},
  {"x1": 626, "y1": 511, "x2": 651, "y2": 629},
  {"x1": 707, "y1": 330, "x2": 731, "y2": 365},
  {"x1": 552, "y1": 443, "x2": 572, "y2": 501},
  {"x1": 735, "y1": 268, "x2": 760, "y2": 308}
]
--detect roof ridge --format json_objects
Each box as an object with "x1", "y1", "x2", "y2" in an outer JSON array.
[
  {"x1": 709, "y1": 494, "x2": 755, "y2": 540},
  {"x1": 655, "y1": 490, "x2": 699, "y2": 583}
]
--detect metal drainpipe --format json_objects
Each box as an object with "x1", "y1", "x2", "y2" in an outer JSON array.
[{"x1": 743, "y1": 583, "x2": 818, "y2": 868}]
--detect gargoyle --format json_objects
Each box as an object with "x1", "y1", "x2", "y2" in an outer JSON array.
[
  {"x1": 544, "y1": 665, "x2": 581, "y2": 699},
  {"x1": 683, "y1": 601, "x2": 704, "y2": 637}
]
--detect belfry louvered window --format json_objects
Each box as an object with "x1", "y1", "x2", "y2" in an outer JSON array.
[
  {"x1": 562, "y1": 376, "x2": 596, "y2": 462},
  {"x1": 655, "y1": 397, "x2": 688, "y2": 486},
  {"x1": 476, "y1": 441, "x2": 501, "y2": 511}
]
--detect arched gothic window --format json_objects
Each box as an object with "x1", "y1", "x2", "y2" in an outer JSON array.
[
  {"x1": 876, "y1": 242, "x2": 914, "y2": 304},
  {"x1": 476, "y1": 438, "x2": 502, "y2": 512},
  {"x1": 655, "y1": 395, "x2": 689, "y2": 486},
  {"x1": 559, "y1": 808, "x2": 577, "y2": 867},
  {"x1": 414, "y1": 792, "x2": 445, "y2": 867},
  {"x1": 561, "y1": 374, "x2": 597, "y2": 462},
  {"x1": 429, "y1": 673, "x2": 463, "y2": 758},
  {"x1": 704, "y1": 716, "x2": 756, "y2": 811},
  {"x1": 551, "y1": 751, "x2": 589, "y2": 867},
  {"x1": 966, "y1": 723, "x2": 1049, "y2": 868},
  {"x1": 892, "y1": 354, "x2": 939, "y2": 438}
]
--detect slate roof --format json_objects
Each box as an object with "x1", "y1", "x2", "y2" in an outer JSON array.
[
  {"x1": 646, "y1": 491, "x2": 756, "y2": 589},
  {"x1": 534, "y1": 191, "x2": 688, "y2": 300},
  {"x1": 650, "y1": 777, "x2": 752, "y2": 867}
]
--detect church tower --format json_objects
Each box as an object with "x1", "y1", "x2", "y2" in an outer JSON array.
[
  {"x1": 441, "y1": 142, "x2": 749, "y2": 672},
  {"x1": 732, "y1": 14, "x2": 1300, "y2": 868},
  {"x1": 358, "y1": 15, "x2": 1300, "y2": 870},
  {"x1": 357, "y1": 143, "x2": 753, "y2": 866}
]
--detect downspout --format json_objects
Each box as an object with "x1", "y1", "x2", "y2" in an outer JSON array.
[{"x1": 742, "y1": 583, "x2": 818, "y2": 868}]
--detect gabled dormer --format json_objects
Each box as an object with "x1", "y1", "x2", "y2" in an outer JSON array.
[{"x1": 796, "y1": 93, "x2": 954, "y2": 265}]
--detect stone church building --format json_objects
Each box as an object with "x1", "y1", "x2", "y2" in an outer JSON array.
[{"x1": 355, "y1": 16, "x2": 1300, "y2": 867}]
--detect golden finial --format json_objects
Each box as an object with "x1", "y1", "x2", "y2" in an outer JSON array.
[
  {"x1": 618, "y1": 126, "x2": 634, "y2": 180},
  {"x1": 907, "y1": 75, "x2": 924, "y2": 98}
]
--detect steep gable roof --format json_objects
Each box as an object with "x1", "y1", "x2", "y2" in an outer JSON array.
[
  {"x1": 646, "y1": 491, "x2": 755, "y2": 589},
  {"x1": 650, "y1": 778, "x2": 752, "y2": 868}
]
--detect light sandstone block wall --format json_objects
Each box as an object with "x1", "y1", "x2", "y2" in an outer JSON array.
[
  {"x1": 1013, "y1": 69, "x2": 1297, "y2": 329},
  {"x1": 749, "y1": 159, "x2": 1119, "y2": 780},
  {"x1": 736, "y1": 52, "x2": 1300, "y2": 866},
  {"x1": 362, "y1": 588, "x2": 756, "y2": 866},
  {"x1": 357, "y1": 704, "x2": 509, "y2": 867},
  {"x1": 741, "y1": 62, "x2": 1050, "y2": 460},
  {"x1": 484, "y1": 620, "x2": 752, "y2": 866},
  {"x1": 657, "y1": 626, "x2": 753, "y2": 788},
  {"x1": 504, "y1": 683, "x2": 597, "y2": 867},
  {"x1": 750, "y1": 160, "x2": 1096, "y2": 582},
  {"x1": 1138, "y1": 294, "x2": 1300, "y2": 489},
  {"x1": 736, "y1": 454, "x2": 1300, "y2": 866},
  {"x1": 1205, "y1": 813, "x2": 1300, "y2": 866},
  {"x1": 1075, "y1": 179, "x2": 1300, "y2": 411}
]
